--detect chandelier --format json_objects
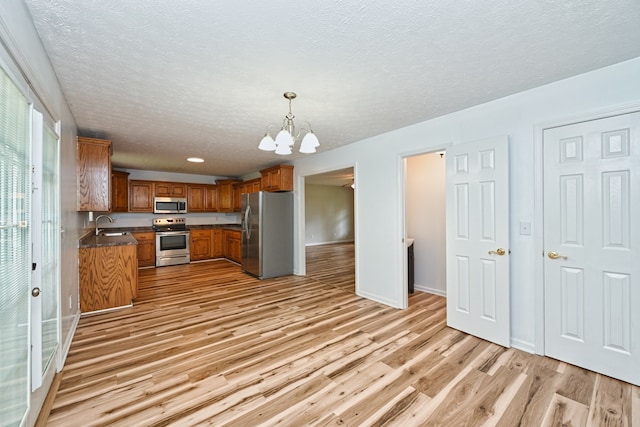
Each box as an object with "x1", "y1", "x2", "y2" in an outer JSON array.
[{"x1": 258, "y1": 91, "x2": 320, "y2": 155}]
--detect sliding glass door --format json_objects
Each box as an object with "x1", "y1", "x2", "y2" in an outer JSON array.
[
  {"x1": 1, "y1": 58, "x2": 60, "y2": 426},
  {"x1": 0, "y1": 62, "x2": 31, "y2": 426}
]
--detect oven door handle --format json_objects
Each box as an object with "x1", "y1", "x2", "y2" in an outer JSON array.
[{"x1": 156, "y1": 231, "x2": 189, "y2": 236}]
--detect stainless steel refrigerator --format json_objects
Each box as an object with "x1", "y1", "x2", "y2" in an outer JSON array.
[{"x1": 241, "y1": 191, "x2": 293, "y2": 279}]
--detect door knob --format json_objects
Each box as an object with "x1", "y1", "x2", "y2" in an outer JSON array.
[
  {"x1": 548, "y1": 251, "x2": 568, "y2": 260},
  {"x1": 32, "y1": 287, "x2": 41, "y2": 297},
  {"x1": 488, "y1": 248, "x2": 506, "y2": 256}
]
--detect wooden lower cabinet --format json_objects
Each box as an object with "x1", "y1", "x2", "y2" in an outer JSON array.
[
  {"x1": 190, "y1": 228, "x2": 226, "y2": 261},
  {"x1": 212, "y1": 229, "x2": 223, "y2": 258},
  {"x1": 190, "y1": 229, "x2": 213, "y2": 261},
  {"x1": 129, "y1": 228, "x2": 236, "y2": 267},
  {"x1": 79, "y1": 244, "x2": 138, "y2": 312},
  {"x1": 131, "y1": 231, "x2": 156, "y2": 267},
  {"x1": 223, "y1": 229, "x2": 241, "y2": 263}
]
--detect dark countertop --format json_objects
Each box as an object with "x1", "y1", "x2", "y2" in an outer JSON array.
[
  {"x1": 188, "y1": 224, "x2": 241, "y2": 230},
  {"x1": 79, "y1": 224, "x2": 242, "y2": 248},
  {"x1": 79, "y1": 233, "x2": 138, "y2": 249}
]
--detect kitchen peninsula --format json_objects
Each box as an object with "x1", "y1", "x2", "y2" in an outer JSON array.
[{"x1": 78, "y1": 232, "x2": 138, "y2": 313}]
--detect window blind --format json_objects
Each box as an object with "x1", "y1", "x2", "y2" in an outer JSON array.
[
  {"x1": 0, "y1": 64, "x2": 31, "y2": 424},
  {"x1": 40, "y1": 122, "x2": 59, "y2": 373}
]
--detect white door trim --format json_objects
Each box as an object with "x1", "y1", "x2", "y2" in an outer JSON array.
[{"x1": 532, "y1": 101, "x2": 640, "y2": 355}]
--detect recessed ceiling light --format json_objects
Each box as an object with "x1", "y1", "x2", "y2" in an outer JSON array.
[{"x1": 187, "y1": 157, "x2": 204, "y2": 163}]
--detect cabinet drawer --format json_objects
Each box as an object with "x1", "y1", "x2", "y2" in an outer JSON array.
[
  {"x1": 133, "y1": 232, "x2": 155, "y2": 241},
  {"x1": 190, "y1": 229, "x2": 212, "y2": 238}
]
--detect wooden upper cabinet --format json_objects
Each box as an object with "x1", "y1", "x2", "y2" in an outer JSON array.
[
  {"x1": 216, "y1": 179, "x2": 240, "y2": 212},
  {"x1": 204, "y1": 185, "x2": 218, "y2": 212},
  {"x1": 250, "y1": 178, "x2": 262, "y2": 193},
  {"x1": 77, "y1": 136, "x2": 112, "y2": 211},
  {"x1": 111, "y1": 170, "x2": 129, "y2": 212},
  {"x1": 239, "y1": 178, "x2": 261, "y2": 196},
  {"x1": 260, "y1": 164, "x2": 293, "y2": 192},
  {"x1": 154, "y1": 182, "x2": 187, "y2": 197},
  {"x1": 129, "y1": 180, "x2": 154, "y2": 212},
  {"x1": 187, "y1": 184, "x2": 205, "y2": 212},
  {"x1": 232, "y1": 183, "x2": 242, "y2": 212},
  {"x1": 188, "y1": 184, "x2": 218, "y2": 212}
]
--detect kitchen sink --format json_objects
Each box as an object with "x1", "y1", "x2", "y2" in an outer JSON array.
[{"x1": 100, "y1": 231, "x2": 130, "y2": 237}]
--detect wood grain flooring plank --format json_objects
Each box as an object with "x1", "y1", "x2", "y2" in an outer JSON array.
[
  {"x1": 556, "y1": 364, "x2": 597, "y2": 406},
  {"x1": 214, "y1": 374, "x2": 334, "y2": 426},
  {"x1": 494, "y1": 363, "x2": 562, "y2": 427},
  {"x1": 587, "y1": 374, "x2": 633, "y2": 427},
  {"x1": 540, "y1": 393, "x2": 589, "y2": 427},
  {"x1": 363, "y1": 386, "x2": 423, "y2": 427}
]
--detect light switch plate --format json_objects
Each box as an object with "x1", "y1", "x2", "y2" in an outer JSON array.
[{"x1": 519, "y1": 221, "x2": 531, "y2": 235}]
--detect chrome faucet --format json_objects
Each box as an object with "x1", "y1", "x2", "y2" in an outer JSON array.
[{"x1": 95, "y1": 214, "x2": 114, "y2": 235}]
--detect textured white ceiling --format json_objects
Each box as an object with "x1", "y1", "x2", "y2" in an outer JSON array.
[{"x1": 24, "y1": 0, "x2": 640, "y2": 177}]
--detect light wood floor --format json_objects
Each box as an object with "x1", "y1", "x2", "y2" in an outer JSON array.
[{"x1": 39, "y1": 243, "x2": 639, "y2": 426}]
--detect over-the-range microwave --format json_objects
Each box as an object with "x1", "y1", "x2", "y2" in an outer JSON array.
[{"x1": 153, "y1": 197, "x2": 187, "y2": 214}]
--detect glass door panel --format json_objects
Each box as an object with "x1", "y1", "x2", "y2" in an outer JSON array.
[
  {"x1": 40, "y1": 123, "x2": 59, "y2": 375},
  {"x1": 0, "y1": 64, "x2": 31, "y2": 426}
]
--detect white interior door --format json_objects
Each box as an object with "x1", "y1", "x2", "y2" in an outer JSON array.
[
  {"x1": 543, "y1": 111, "x2": 640, "y2": 386},
  {"x1": 446, "y1": 135, "x2": 510, "y2": 347}
]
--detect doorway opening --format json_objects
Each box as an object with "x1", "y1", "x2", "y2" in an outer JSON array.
[
  {"x1": 302, "y1": 167, "x2": 356, "y2": 293},
  {"x1": 403, "y1": 150, "x2": 446, "y2": 306}
]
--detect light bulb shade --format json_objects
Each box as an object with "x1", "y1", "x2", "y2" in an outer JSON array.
[
  {"x1": 274, "y1": 142, "x2": 292, "y2": 155},
  {"x1": 299, "y1": 132, "x2": 319, "y2": 153},
  {"x1": 275, "y1": 129, "x2": 294, "y2": 147},
  {"x1": 258, "y1": 135, "x2": 276, "y2": 151}
]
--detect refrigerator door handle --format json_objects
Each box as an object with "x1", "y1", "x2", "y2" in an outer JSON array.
[{"x1": 243, "y1": 205, "x2": 252, "y2": 240}]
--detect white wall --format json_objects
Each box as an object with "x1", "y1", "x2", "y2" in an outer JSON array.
[
  {"x1": 293, "y1": 56, "x2": 640, "y2": 350},
  {"x1": 305, "y1": 184, "x2": 354, "y2": 245},
  {"x1": 406, "y1": 152, "x2": 446, "y2": 296}
]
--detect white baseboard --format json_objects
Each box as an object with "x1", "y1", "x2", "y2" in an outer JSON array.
[
  {"x1": 510, "y1": 338, "x2": 535, "y2": 354},
  {"x1": 356, "y1": 289, "x2": 402, "y2": 309},
  {"x1": 414, "y1": 284, "x2": 446, "y2": 297},
  {"x1": 58, "y1": 308, "x2": 80, "y2": 371}
]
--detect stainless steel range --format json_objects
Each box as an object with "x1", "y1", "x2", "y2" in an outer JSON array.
[{"x1": 153, "y1": 218, "x2": 190, "y2": 267}]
